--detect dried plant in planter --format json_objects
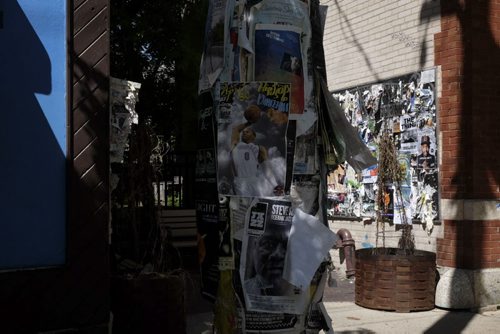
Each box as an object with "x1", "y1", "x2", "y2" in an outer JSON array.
[
  {"x1": 375, "y1": 131, "x2": 415, "y2": 254},
  {"x1": 112, "y1": 122, "x2": 182, "y2": 274},
  {"x1": 356, "y1": 134, "x2": 435, "y2": 314}
]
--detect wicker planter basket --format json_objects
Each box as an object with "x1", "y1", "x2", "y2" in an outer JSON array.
[{"x1": 355, "y1": 248, "x2": 436, "y2": 312}]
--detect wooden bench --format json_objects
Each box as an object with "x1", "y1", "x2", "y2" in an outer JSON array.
[{"x1": 159, "y1": 209, "x2": 198, "y2": 248}]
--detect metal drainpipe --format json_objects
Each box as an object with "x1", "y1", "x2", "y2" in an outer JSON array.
[{"x1": 336, "y1": 228, "x2": 356, "y2": 278}]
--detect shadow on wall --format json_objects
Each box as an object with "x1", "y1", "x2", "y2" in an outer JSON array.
[
  {"x1": 0, "y1": 0, "x2": 66, "y2": 268},
  {"x1": 421, "y1": 0, "x2": 500, "y2": 201},
  {"x1": 418, "y1": 0, "x2": 438, "y2": 67},
  {"x1": 420, "y1": 0, "x2": 500, "y2": 332},
  {"x1": 0, "y1": 1, "x2": 111, "y2": 332},
  {"x1": 333, "y1": 0, "x2": 381, "y2": 82}
]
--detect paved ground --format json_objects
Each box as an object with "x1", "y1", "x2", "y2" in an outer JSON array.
[
  {"x1": 185, "y1": 269, "x2": 500, "y2": 333},
  {"x1": 325, "y1": 302, "x2": 500, "y2": 334},
  {"x1": 186, "y1": 302, "x2": 500, "y2": 334}
]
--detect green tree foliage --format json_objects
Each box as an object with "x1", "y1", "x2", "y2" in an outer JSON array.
[{"x1": 111, "y1": 0, "x2": 207, "y2": 148}]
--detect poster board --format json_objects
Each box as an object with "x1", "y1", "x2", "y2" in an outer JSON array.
[{"x1": 328, "y1": 70, "x2": 439, "y2": 226}]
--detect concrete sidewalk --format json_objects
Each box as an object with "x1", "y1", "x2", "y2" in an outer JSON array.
[
  {"x1": 184, "y1": 269, "x2": 500, "y2": 333},
  {"x1": 186, "y1": 302, "x2": 500, "y2": 333},
  {"x1": 325, "y1": 301, "x2": 500, "y2": 334}
]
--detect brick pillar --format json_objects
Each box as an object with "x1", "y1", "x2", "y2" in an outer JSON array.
[{"x1": 434, "y1": 0, "x2": 500, "y2": 309}]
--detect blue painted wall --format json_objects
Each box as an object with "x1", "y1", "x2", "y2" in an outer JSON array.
[{"x1": 0, "y1": 0, "x2": 67, "y2": 268}]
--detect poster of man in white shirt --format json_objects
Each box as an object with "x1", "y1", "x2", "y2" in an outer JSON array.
[{"x1": 217, "y1": 82, "x2": 290, "y2": 197}]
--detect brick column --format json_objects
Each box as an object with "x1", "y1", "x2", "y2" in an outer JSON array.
[{"x1": 434, "y1": 0, "x2": 500, "y2": 309}]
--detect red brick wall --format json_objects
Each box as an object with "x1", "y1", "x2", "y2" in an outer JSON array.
[
  {"x1": 435, "y1": 0, "x2": 500, "y2": 269},
  {"x1": 437, "y1": 220, "x2": 500, "y2": 269}
]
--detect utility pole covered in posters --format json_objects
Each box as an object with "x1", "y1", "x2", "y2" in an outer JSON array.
[{"x1": 196, "y1": 1, "x2": 375, "y2": 332}]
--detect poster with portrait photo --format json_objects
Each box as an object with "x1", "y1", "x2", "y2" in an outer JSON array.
[
  {"x1": 217, "y1": 82, "x2": 292, "y2": 197},
  {"x1": 415, "y1": 130, "x2": 437, "y2": 183},
  {"x1": 414, "y1": 130, "x2": 439, "y2": 217},
  {"x1": 240, "y1": 198, "x2": 306, "y2": 314}
]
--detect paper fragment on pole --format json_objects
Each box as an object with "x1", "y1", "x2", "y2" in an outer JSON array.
[
  {"x1": 295, "y1": 110, "x2": 317, "y2": 136},
  {"x1": 283, "y1": 208, "x2": 337, "y2": 290}
]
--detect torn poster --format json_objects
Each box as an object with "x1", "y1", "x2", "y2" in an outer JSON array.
[
  {"x1": 110, "y1": 77, "x2": 141, "y2": 164},
  {"x1": 320, "y1": 75, "x2": 377, "y2": 172},
  {"x1": 283, "y1": 208, "x2": 337, "y2": 290},
  {"x1": 109, "y1": 78, "x2": 141, "y2": 192},
  {"x1": 198, "y1": 1, "x2": 336, "y2": 332},
  {"x1": 199, "y1": 0, "x2": 232, "y2": 92},
  {"x1": 330, "y1": 70, "x2": 439, "y2": 224}
]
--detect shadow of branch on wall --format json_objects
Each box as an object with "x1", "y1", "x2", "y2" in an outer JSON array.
[
  {"x1": 333, "y1": 0, "x2": 381, "y2": 82},
  {"x1": 420, "y1": 0, "x2": 500, "y2": 332}
]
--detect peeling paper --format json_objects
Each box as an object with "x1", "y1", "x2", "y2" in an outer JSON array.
[
  {"x1": 420, "y1": 69, "x2": 435, "y2": 84},
  {"x1": 295, "y1": 110, "x2": 317, "y2": 136},
  {"x1": 199, "y1": 0, "x2": 232, "y2": 92},
  {"x1": 238, "y1": 1, "x2": 253, "y2": 52},
  {"x1": 418, "y1": 184, "x2": 437, "y2": 235},
  {"x1": 283, "y1": 208, "x2": 337, "y2": 290},
  {"x1": 110, "y1": 77, "x2": 141, "y2": 164},
  {"x1": 318, "y1": 302, "x2": 334, "y2": 334},
  {"x1": 320, "y1": 76, "x2": 377, "y2": 171}
]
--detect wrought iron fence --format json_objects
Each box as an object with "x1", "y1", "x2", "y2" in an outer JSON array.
[{"x1": 157, "y1": 151, "x2": 196, "y2": 209}]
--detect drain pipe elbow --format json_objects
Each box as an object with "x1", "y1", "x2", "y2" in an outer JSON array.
[{"x1": 336, "y1": 228, "x2": 356, "y2": 278}]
